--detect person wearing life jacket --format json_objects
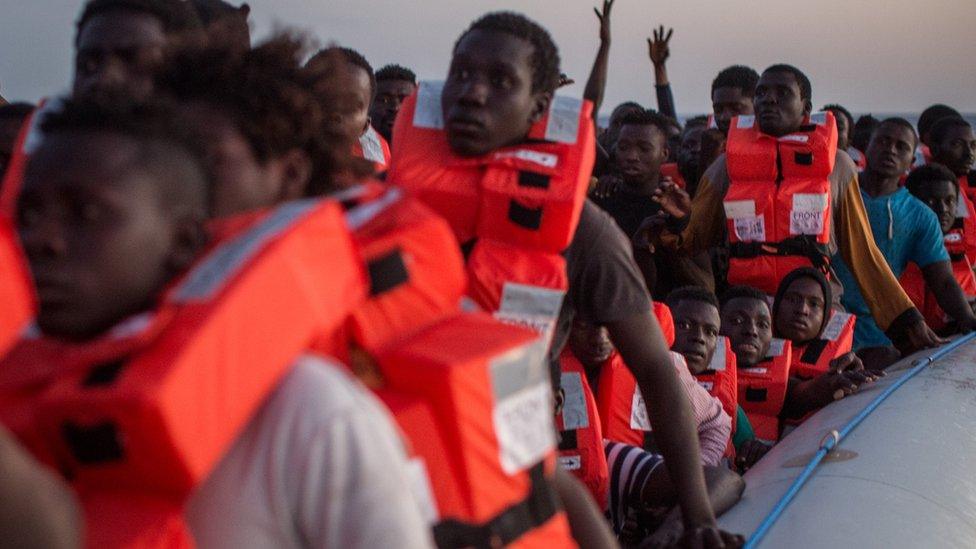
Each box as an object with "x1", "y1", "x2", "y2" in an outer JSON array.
[
  {"x1": 823, "y1": 104, "x2": 866, "y2": 170},
  {"x1": 0, "y1": 216, "x2": 32, "y2": 358},
  {"x1": 0, "y1": 103, "x2": 33, "y2": 183},
  {"x1": 306, "y1": 47, "x2": 392, "y2": 175},
  {"x1": 654, "y1": 64, "x2": 943, "y2": 357},
  {"x1": 929, "y1": 116, "x2": 976, "y2": 206},
  {"x1": 389, "y1": 12, "x2": 742, "y2": 546},
  {"x1": 370, "y1": 64, "x2": 418, "y2": 145},
  {"x1": 0, "y1": 97, "x2": 433, "y2": 548},
  {"x1": 710, "y1": 66, "x2": 759, "y2": 136},
  {"x1": 902, "y1": 164, "x2": 976, "y2": 333},
  {"x1": 835, "y1": 118, "x2": 976, "y2": 353},
  {"x1": 915, "y1": 104, "x2": 963, "y2": 168}
]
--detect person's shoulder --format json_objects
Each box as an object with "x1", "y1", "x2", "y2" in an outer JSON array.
[
  {"x1": 831, "y1": 148, "x2": 858, "y2": 182},
  {"x1": 701, "y1": 153, "x2": 728, "y2": 185},
  {"x1": 270, "y1": 354, "x2": 390, "y2": 425},
  {"x1": 575, "y1": 199, "x2": 621, "y2": 243}
]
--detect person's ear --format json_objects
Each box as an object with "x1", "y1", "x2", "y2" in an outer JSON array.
[
  {"x1": 803, "y1": 99, "x2": 813, "y2": 118},
  {"x1": 529, "y1": 92, "x2": 553, "y2": 125},
  {"x1": 275, "y1": 149, "x2": 313, "y2": 202},
  {"x1": 166, "y1": 216, "x2": 209, "y2": 275}
]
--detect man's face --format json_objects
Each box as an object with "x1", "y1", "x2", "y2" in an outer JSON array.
[
  {"x1": 604, "y1": 104, "x2": 643, "y2": 146},
  {"x1": 568, "y1": 320, "x2": 614, "y2": 373},
  {"x1": 613, "y1": 124, "x2": 668, "y2": 186},
  {"x1": 671, "y1": 299, "x2": 721, "y2": 375},
  {"x1": 720, "y1": 297, "x2": 772, "y2": 368},
  {"x1": 73, "y1": 10, "x2": 167, "y2": 99},
  {"x1": 442, "y1": 29, "x2": 549, "y2": 157},
  {"x1": 370, "y1": 79, "x2": 416, "y2": 142},
  {"x1": 0, "y1": 115, "x2": 26, "y2": 180},
  {"x1": 711, "y1": 86, "x2": 754, "y2": 135},
  {"x1": 678, "y1": 125, "x2": 704, "y2": 176},
  {"x1": 315, "y1": 62, "x2": 372, "y2": 142},
  {"x1": 774, "y1": 277, "x2": 825, "y2": 344},
  {"x1": 753, "y1": 71, "x2": 809, "y2": 137},
  {"x1": 833, "y1": 111, "x2": 851, "y2": 151},
  {"x1": 17, "y1": 132, "x2": 183, "y2": 340},
  {"x1": 916, "y1": 178, "x2": 959, "y2": 233},
  {"x1": 932, "y1": 125, "x2": 976, "y2": 177},
  {"x1": 178, "y1": 103, "x2": 290, "y2": 218},
  {"x1": 866, "y1": 123, "x2": 916, "y2": 178}
]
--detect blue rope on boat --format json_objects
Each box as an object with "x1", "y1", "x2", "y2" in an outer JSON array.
[{"x1": 744, "y1": 332, "x2": 976, "y2": 549}]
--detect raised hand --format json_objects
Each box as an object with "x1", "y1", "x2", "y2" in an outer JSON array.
[
  {"x1": 652, "y1": 178, "x2": 692, "y2": 219},
  {"x1": 593, "y1": 0, "x2": 614, "y2": 44},
  {"x1": 648, "y1": 25, "x2": 674, "y2": 67}
]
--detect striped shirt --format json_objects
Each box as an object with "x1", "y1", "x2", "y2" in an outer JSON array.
[{"x1": 603, "y1": 440, "x2": 664, "y2": 536}]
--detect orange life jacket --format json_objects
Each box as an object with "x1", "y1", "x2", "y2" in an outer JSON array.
[
  {"x1": 693, "y1": 336, "x2": 738, "y2": 431},
  {"x1": 0, "y1": 217, "x2": 32, "y2": 357},
  {"x1": 557, "y1": 351, "x2": 609, "y2": 512},
  {"x1": 654, "y1": 301, "x2": 675, "y2": 346},
  {"x1": 900, "y1": 249, "x2": 976, "y2": 332},
  {"x1": 737, "y1": 338, "x2": 792, "y2": 444},
  {"x1": 789, "y1": 310, "x2": 855, "y2": 380},
  {"x1": 951, "y1": 177, "x2": 976, "y2": 265},
  {"x1": 0, "y1": 198, "x2": 367, "y2": 548},
  {"x1": 339, "y1": 185, "x2": 575, "y2": 548},
  {"x1": 0, "y1": 99, "x2": 57, "y2": 217},
  {"x1": 660, "y1": 162, "x2": 687, "y2": 189},
  {"x1": 353, "y1": 125, "x2": 393, "y2": 173},
  {"x1": 724, "y1": 112, "x2": 838, "y2": 295},
  {"x1": 389, "y1": 82, "x2": 595, "y2": 346},
  {"x1": 963, "y1": 172, "x2": 976, "y2": 206}
]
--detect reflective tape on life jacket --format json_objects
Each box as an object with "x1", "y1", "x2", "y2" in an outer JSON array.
[
  {"x1": 0, "y1": 217, "x2": 32, "y2": 357},
  {"x1": 900, "y1": 254, "x2": 976, "y2": 332},
  {"x1": 389, "y1": 82, "x2": 595, "y2": 346},
  {"x1": 724, "y1": 112, "x2": 838, "y2": 295},
  {"x1": 557, "y1": 351, "x2": 609, "y2": 511},
  {"x1": 0, "y1": 98, "x2": 59, "y2": 217},
  {"x1": 354, "y1": 125, "x2": 392, "y2": 173},
  {"x1": 0, "y1": 198, "x2": 367, "y2": 548},
  {"x1": 340, "y1": 184, "x2": 467, "y2": 354},
  {"x1": 374, "y1": 313, "x2": 575, "y2": 548},
  {"x1": 693, "y1": 336, "x2": 738, "y2": 431},
  {"x1": 737, "y1": 338, "x2": 792, "y2": 444},
  {"x1": 789, "y1": 310, "x2": 855, "y2": 380},
  {"x1": 654, "y1": 301, "x2": 675, "y2": 347}
]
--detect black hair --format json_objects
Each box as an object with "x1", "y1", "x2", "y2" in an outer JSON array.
[
  {"x1": 76, "y1": 0, "x2": 202, "y2": 38},
  {"x1": 929, "y1": 116, "x2": 971, "y2": 148},
  {"x1": 375, "y1": 64, "x2": 417, "y2": 84},
  {"x1": 307, "y1": 46, "x2": 376, "y2": 99},
  {"x1": 772, "y1": 267, "x2": 831, "y2": 342},
  {"x1": 852, "y1": 114, "x2": 879, "y2": 152},
  {"x1": 906, "y1": 163, "x2": 960, "y2": 197},
  {"x1": 711, "y1": 65, "x2": 759, "y2": 98},
  {"x1": 39, "y1": 96, "x2": 208, "y2": 212},
  {"x1": 720, "y1": 285, "x2": 769, "y2": 309},
  {"x1": 762, "y1": 64, "x2": 812, "y2": 102},
  {"x1": 666, "y1": 286, "x2": 719, "y2": 311},
  {"x1": 876, "y1": 116, "x2": 919, "y2": 147},
  {"x1": 455, "y1": 12, "x2": 561, "y2": 94},
  {"x1": 822, "y1": 103, "x2": 853, "y2": 137},
  {"x1": 190, "y1": 0, "x2": 248, "y2": 25},
  {"x1": 0, "y1": 102, "x2": 35, "y2": 120},
  {"x1": 918, "y1": 104, "x2": 961, "y2": 140},
  {"x1": 617, "y1": 108, "x2": 673, "y2": 140},
  {"x1": 683, "y1": 115, "x2": 708, "y2": 129}
]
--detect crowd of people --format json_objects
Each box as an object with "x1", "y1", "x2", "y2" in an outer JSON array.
[{"x1": 0, "y1": 1, "x2": 974, "y2": 548}]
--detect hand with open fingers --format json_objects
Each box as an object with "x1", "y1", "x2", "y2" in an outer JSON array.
[
  {"x1": 591, "y1": 174, "x2": 621, "y2": 199},
  {"x1": 648, "y1": 25, "x2": 674, "y2": 67},
  {"x1": 652, "y1": 178, "x2": 692, "y2": 219},
  {"x1": 735, "y1": 439, "x2": 772, "y2": 473},
  {"x1": 633, "y1": 212, "x2": 669, "y2": 253},
  {"x1": 593, "y1": 0, "x2": 614, "y2": 43}
]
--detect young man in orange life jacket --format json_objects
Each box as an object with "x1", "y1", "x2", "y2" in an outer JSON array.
[
  {"x1": 914, "y1": 104, "x2": 961, "y2": 168},
  {"x1": 653, "y1": 64, "x2": 944, "y2": 357},
  {"x1": 929, "y1": 117, "x2": 976, "y2": 204},
  {"x1": 306, "y1": 47, "x2": 392, "y2": 174},
  {"x1": 388, "y1": 12, "x2": 744, "y2": 547},
  {"x1": 370, "y1": 64, "x2": 418, "y2": 145},
  {"x1": 1, "y1": 97, "x2": 432, "y2": 548},
  {"x1": 901, "y1": 163, "x2": 976, "y2": 333}
]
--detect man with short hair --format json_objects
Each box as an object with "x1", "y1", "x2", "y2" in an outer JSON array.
[
  {"x1": 370, "y1": 64, "x2": 417, "y2": 143},
  {"x1": 916, "y1": 103, "x2": 962, "y2": 166},
  {"x1": 710, "y1": 65, "x2": 759, "y2": 135},
  {"x1": 929, "y1": 116, "x2": 976, "y2": 202}
]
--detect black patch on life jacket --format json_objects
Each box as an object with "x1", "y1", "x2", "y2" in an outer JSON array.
[
  {"x1": 432, "y1": 463, "x2": 558, "y2": 548},
  {"x1": 367, "y1": 248, "x2": 409, "y2": 296},
  {"x1": 508, "y1": 201, "x2": 544, "y2": 230},
  {"x1": 558, "y1": 430, "x2": 578, "y2": 451},
  {"x1": 801, "y1": 339, "x2": 830, "y2": 366},
  {"x1": 794, "y1": 151, "x2": 814, "y2": 166},
  {"x1": 745, "y1": 387, "x2": 769, "y2": 402},
  {"x1": 518, "y1": 170, "x2": 551, "y2": 190},
  {"x1": 798, "y1": 124, "x2": 817, "y2": 133},
  {"x1": 83, "y1": 359, "x2": 127, "y2": 387},
  {"x1": 62, "y1": 422, "x2": 124, "y2": 464}
]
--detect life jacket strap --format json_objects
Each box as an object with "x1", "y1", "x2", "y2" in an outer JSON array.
[
  {"x1": 431, "y1": 463, "x2": 558, "y2": 549},
  {"x1": 728, "y1": 237, "x2": 831, "y2": 272}
]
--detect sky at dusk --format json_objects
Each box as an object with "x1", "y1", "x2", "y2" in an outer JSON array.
[{"x1": 1, "y1": 0, "x2": 973, "y2": 117}]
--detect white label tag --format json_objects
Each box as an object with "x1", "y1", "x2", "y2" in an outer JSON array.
[
  {"x1": 822, "y1": 311, "x2": 852, "y2": 341},
  {"x1": 499, "y1": 282, "x2": 565, "y2": 318},
  {"x1": 558, "y1": 455, "x2": 582, "y2": 471},
  {"x1": 957, "y1": 189, "x2": 970, "y2": 218},
  {"x1": 724, "y1": 200, "x2": 756, "y2": 220},
  {"x1": 790, "y1": 209, "x2": 825, "y2": 235},
  {"x1": 544, "y1": 95, "x2": 583, "y2": 144},
  {"x1": 768, "y1": 338, "x2": 786, "y2": 357},
  {"x1": 494, "y1": 381, "x2": 556, "y2": 474},
  {"x1": 359, "y1": 126, "x2": 386, "y2": 164},
  {"x1": 946, "y1": 232, "x2": 963, "y2": 244},
  {"x1": 743, "y1": 367, "x2": 768, "y2": 375},
  {"x1": 734, "y1": 216, "x2": 766, "y2": 241},
  {"x1": 793, "y1": 193, "x2": 829, "y2": 213},
  {"x1": 708, "y1": 337, "x2": 728, "y2": 372},
  {"x1": 736, "y1": 115, "x2": 755, "y2": 129},
  {"x1": 559, "y1": 372, "x2": 589, "y2": 430},
  {"x1": 778, "y1": 134, "x2": 810, "y2": 144},
  {"x1": 629, "y1": 386, "x2": 652, "y2": 431},
  {"x1": 406, "y1": 459, "x2": 440, "y2": 524},
  {"x1": 413, "y1": 81, "x2": 445, "y2": 129},
  {"x1": 494, "y1": 149, "x2": 558, "y2": 169},
  {"x1": 697, "y1": 380, "x2": 715, "y2": 391},
  {"x1": 809, "y1": 112, "x2": 828, "y2": 126}
]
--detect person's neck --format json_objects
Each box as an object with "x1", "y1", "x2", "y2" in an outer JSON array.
[
  {"x1": 622, "y1": 172, "x2": 662, "y2": 196},
  {"x1": 860, "y1": 169, "x2": 902, "y2": 198}
]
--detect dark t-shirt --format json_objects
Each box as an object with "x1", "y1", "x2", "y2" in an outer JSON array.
[
  {"x1": 590, "y1": 184, "x2": 662, "y2": 239},
  {"x1": 549, "y1": 200, "x2": 653, "y2": 366}
]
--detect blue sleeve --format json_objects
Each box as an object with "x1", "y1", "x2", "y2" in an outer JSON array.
[{"x1": 911, "y1": 201, "x2": 950, "y2": 268}]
